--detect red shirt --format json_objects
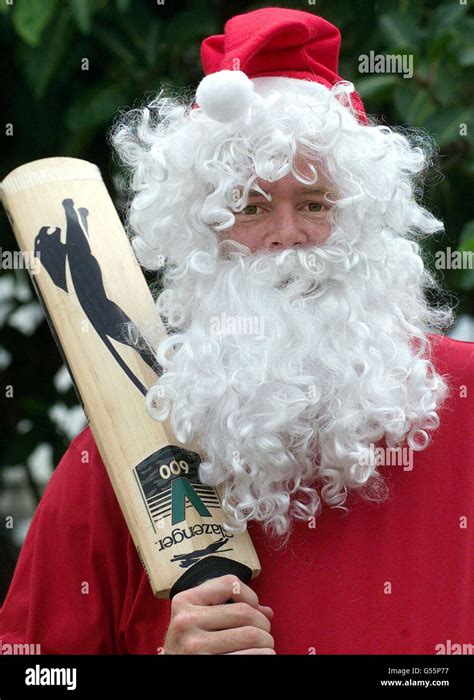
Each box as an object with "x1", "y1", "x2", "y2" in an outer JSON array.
[{"x1": 1, "y1": 332, "x2": 473, "y2": 654}]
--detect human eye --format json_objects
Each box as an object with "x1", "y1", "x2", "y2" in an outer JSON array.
[
  {"x1": 235, "y1": 203, "x2": 265, "y2": 216},
  {"x1": 301, "y1": 200, "x2": 331, "y2": 214}
]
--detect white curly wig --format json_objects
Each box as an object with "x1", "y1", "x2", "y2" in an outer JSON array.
[{"x1": 109, "y1": 77, "x2": 455, "y2": 547}]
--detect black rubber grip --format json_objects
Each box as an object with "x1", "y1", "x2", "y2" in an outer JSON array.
[{"x1": 169, "y1": 555, "x2": 252, "y2": 602}]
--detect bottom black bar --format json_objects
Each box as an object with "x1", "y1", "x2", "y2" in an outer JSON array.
[{"x1": 0, "y1": 654, "x2": 472, "y2": 698}]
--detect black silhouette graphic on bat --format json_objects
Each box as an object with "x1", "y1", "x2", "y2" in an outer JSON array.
[
  {"x1": 34, "y1": 198, "x2": 162, "y2": 397},
  {"x1": 170, "y1": 538, "x2": 234, "y2": 569}
]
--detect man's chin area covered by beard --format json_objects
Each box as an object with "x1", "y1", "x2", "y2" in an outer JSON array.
[
  {"x1": 109, "y1": 84, "x2": 454, "y2": 547},
  {"x1": 143, "y1": 227, "x2": 451, "y2": 547}
]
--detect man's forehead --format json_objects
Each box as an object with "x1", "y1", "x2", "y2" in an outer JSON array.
[{"x1": 248, "y1": 171, "x2": 333, "y2": 196}]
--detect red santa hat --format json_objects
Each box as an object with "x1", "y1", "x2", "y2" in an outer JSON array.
[{"x1": 195, "y1": 7, "x2": 368, "y2": 126}]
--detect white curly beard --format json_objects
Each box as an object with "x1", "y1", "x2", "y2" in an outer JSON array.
[{"x1": 144, "y1": 230, "x2": 449, "y2": 542}]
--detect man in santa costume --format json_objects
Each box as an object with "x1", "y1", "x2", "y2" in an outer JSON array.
[{"x1": 0, "y1": 7, "x2": 473, "y2": 655}]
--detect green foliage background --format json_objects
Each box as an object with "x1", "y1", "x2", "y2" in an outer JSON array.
[{"x1": 0, "y1": 0, "x2": 473, "y2": 588}]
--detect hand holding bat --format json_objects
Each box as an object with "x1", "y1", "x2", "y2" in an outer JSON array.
[{"x1": 163, "y1": 574, "x2": 275, "y2": 654}]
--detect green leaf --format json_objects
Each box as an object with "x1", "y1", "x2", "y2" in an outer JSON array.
[
  {"x1": 459, "y1": 221, "x2": 474, "y2": 249},
  {"x1": 458, "y1": 47, "x2": 474, "y2": 67},
  {"x1": 457, "y1": 17, "x2": 474, "y2": 45},
  {"x1": 65, "y1": 83, "x2": 130, "y2": 132},
  {"x1": 465, "y1": 157, "x2": 474, "y2": 177},
  {"x1": 164, "y1": 9, "x2": 218, "y2": 48},
  {"x1": 356, "y1": 75, "x2": 399, "y2": 102},
  {"x1": 393, "y1": 84, "x2": 436, "y2": 126},
  {"x1": 425, "y1": 108, "x2": 474, "y2": 148},
  {"x1": 426, "y1": 31, "x2": 457, "y2": 63},
  {"x1": 69, "y1": 0, "x2": 95, "y2": 34},
  {"x1": 114, "y1": 12, "x2": 161, "y2": 65},
  {"x1": 379, "y1": 13, "x2": 422, "y2": 51},
  {"x1": 427, "y1": 2, "x2": 467, "y2": 37},
  {"x1": 457, "y1": 264, "x2": 474, "y2": 292},
  {"x1": 17, "y1": 9, "x2": 74, "y2": 98},
  {"x1": 94, "y1": 24, "x2": 138, "y2": 65},
  {"x1": 431, "y1": 61, "x2": 469, "y2": 107},
  {"x1": 143, "y1": 22, "x2": 160, "y2": 68},
  {"x1": 115, "y1": 0, "x2": 130, "y2": 10},
  {"x1": 12, "y1": 0, "x2": 57, "y2": 46}
]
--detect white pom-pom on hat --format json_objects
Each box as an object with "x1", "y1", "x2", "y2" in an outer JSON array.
[{"x1": 195, "y1": 69, "x2": 258, "y2": 123}]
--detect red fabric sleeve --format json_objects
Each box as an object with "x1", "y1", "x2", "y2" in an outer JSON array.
[{"x1": 0, "y1": 428, "x2": 136, "y2": 653}]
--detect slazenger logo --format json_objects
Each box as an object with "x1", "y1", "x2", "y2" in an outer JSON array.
[
  {"x1": 169, "y1": 532, "x2": 235, "y2": 569},
  {"x1": 134, "y1": 445, "x2": 223, "y2": 528},
  {"x1": 25, "y1": 665, "x2": 77, "y2": 690},
  {"x1": 158, "y1": 523, "x2": 234, "y2": 552}
]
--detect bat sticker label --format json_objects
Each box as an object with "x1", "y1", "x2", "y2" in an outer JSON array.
[
  {"x1": 134, "y1": 444, "x2": 222, "y2": 526},
  {"x1": 134, "y1": 444, "x2": 235, "y2": 568}
]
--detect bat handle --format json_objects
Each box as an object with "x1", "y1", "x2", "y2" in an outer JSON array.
[{"x1": 169, "y1": 556, "x2": 253, "y2": 602}]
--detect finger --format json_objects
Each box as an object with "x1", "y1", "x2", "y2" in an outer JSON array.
[
  {"x1": 259, "y1": 605, "x2": 274, "y2": 619},
  {"x1": 176, "y1": 574, "x2": 261, "y2": 609},
  {"x1": 198, "y1": 627, "x2": 275, "y2": 654},
  {"x1": 195, "y1": 603, "x2": 272, "y2": 633},
  {"x1": 224, "y1": 648, "x2": 277, "y2": 655}
]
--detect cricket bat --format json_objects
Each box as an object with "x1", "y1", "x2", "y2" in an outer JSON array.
[{"x1": 0, "y1": 157, "x2": 261, "y2": 599}]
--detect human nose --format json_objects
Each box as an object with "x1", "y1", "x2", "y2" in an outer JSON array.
[{"x1": 263, "y1": 208, "x2": 307, "y2": 249}]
